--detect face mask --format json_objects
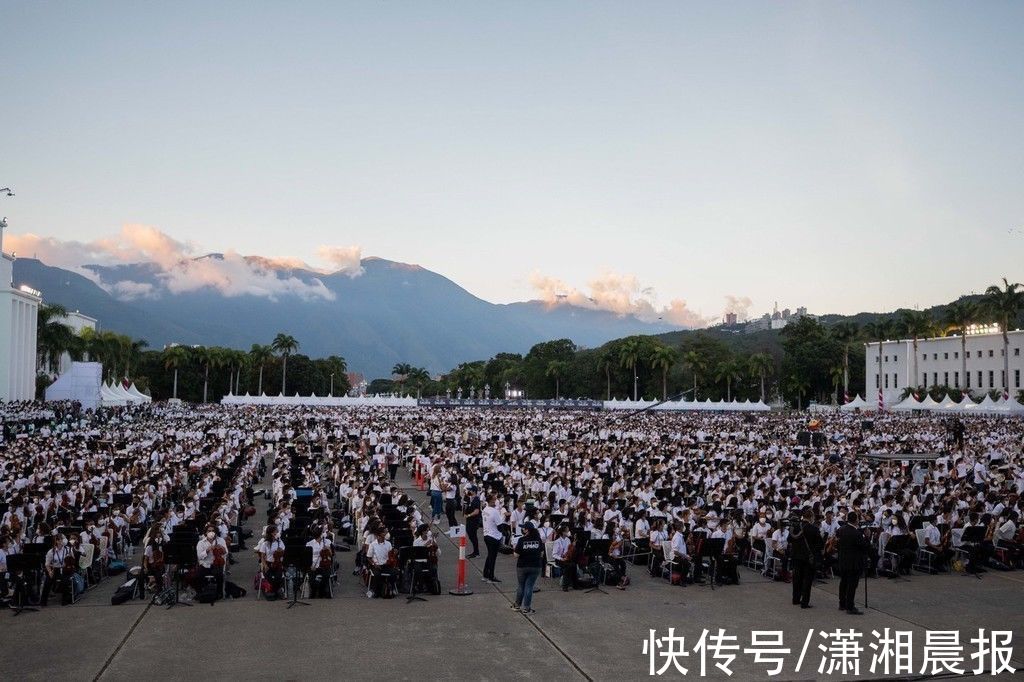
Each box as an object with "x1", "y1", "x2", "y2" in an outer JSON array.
[
  {"x1": 206, "y1": 532, "x2": 216, "y2": 540},
  {"x1": 759, "y1": 518, "x2": 766, "y2": 523},
  {"x1": 890, "y1": 519, "x2": 897, "y2": 526}
]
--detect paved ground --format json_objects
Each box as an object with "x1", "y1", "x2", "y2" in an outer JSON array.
[{"x1": 3, "y1": 467, "x2": 1022, "y2": 681}]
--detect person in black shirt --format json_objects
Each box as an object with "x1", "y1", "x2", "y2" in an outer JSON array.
[
  {"x1": 789, "y1": 508, "x2": 823, "y2": 608},
  {"x1": 836, "y1": 511, "x2": 870, "y2": 615},
  {"x1": 512, "y1": 522, "x2": 545, "y2": 614}
]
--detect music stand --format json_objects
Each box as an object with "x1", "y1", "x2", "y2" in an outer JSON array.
[
  {"x1": 284, "y1": 545, "x2": 312, "y2": 608},
  {"x1": 698, "y1": 538, "x2": 725, "y2": 591},
  {"x1": 884, "y1": 535, "x2": 912, "y2": 582},
  {"x1": 7, "y1": 554, "x2": 42, "y2": 615},
  {"x1": 162, "y1": 541, "x2": 196, "y2": 609},
  {"x1": 582, "y1": 539, "x2": 611, "y2": 594},
  {"x1": 403, "y1": 546, "x2": 432, "y2": 604}
]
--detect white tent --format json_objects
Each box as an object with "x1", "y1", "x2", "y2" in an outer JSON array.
[
  {"x1": 890, "y1": 394, "x2": 922, "y2": 412},
  {"x1": 127, "y1": 383, "x2": 152, "y2": 403},
  {"x1": 840, "y1": 395, "x2": 869, "y2": 412}
]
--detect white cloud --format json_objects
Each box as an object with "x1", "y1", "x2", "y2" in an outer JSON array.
[
  {"x1": 529, "y1": 270, "x2": 713, "y2": 328},
  {"x1": 6, "y1": 224, "x2": 355, "y2": 302}
]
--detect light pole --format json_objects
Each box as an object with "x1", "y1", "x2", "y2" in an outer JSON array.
[
  {"x1": 633, "y1": 370, "x2": 638, "y2": 402},
  {"x1": 330, "y1": 373, "x2": 334, "y2": 397}
]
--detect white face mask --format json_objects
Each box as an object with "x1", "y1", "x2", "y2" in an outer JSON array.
[{"x1": 206, "y1": 532, "x2": 216, "y2": 540}]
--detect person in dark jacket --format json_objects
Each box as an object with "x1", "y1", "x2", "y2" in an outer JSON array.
[
  {"x1": 790, "y1": 508, "x2": 824, "y2": 608},
  {"x1": 836, "y1": 511, "x2": 870, "y2": 614}
]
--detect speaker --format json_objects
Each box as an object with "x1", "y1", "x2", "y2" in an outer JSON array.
[
  {"x1": 797, "y1": 431, "x2": 811, "y2": 447},
  {"x1": 812, "y1": 432, "x2": 826, "y2": 448},
  {"x1": 861, "y1": 420, "x2": 874, "y2": 431}
]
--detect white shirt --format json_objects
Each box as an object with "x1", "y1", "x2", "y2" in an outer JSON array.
[
  {"x1": 670, "y1": 531, "x2": 689, "y2": 559},
  {"x1": 483, "y1": 505, "x2": 503, "y2": 540},
  {"x1": 367, "y1": 538, "x2": 392, "y2": 566},
  {"x1": 552, "y1": 536, "x2": 571, "y2": 561}
]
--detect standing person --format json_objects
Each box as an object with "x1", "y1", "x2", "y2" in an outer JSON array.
[
  {"x1": 482, "y1": 494, "x2": 504, "y2": 583},
  {"x1": 464, "y1": 486, "x2": 482, "y2": 559},
  {"x1": 512, "y1": 522, "x2": 544, "y2": 614},
  {"x1": 444, "y1": 472, "x2": 459, "y2": 528},
  {"x1": 790, "y1": 509, "x2": 823, "y2": 609},
  {"x1": 836, "y1": 511, "x2": 869, "y2": 615},
  {"x1": 429, "y1": 464, "x2": 444, "y2": 525}
]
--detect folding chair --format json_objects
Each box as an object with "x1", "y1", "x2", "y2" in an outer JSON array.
[
  {"x1": 79, "y1": 543, "x2": 97, "y2": 588},
  {"x1": 913, "y1": 529, "x2": 935, "y2": 573},
  {"x1": 544, "y1": 542, "x2": 558, "y2": 578},
  {"x1": 660, "y1": 542, "x2": 676, "y2": 581},
  {"x1": 747, "y1": 539, "x2": 765, "y2": 571}
]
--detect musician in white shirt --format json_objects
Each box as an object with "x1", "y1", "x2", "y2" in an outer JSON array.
[
  {"x1": 365, "y1": 529, "x2": 394, "y2": 598},
  {"x1": 481, "y1": 495, "x2": 506, "y2": 583},
  {"x1": 305, "y1": 529, "x2": 333, "y2": 598},
  {"x1": 196, "y1": 526, "x2": 228, "y2": 598}
]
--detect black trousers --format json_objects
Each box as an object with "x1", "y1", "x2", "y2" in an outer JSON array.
[
  {"x1": 838, "y1": 568, "x2": 860, "y2": 610},
  {"x1": 791, "y1": 559, "x2": 814, "y2": 606},
  {"x1": 466, "y1": 523, "x2": 480, "y2": 555},
  {"x1": 445, "y1": 499, "x2": 458, "y2": 527},
  {"x1": 484, "y1": 536, "x2": 500, "y2": 579}
]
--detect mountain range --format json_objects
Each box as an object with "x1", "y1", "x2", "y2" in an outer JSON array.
[{"x1": 13, "y1": 256, "x2": 679, "y2": 378}]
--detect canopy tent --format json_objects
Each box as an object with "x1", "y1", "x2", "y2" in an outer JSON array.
[
  {"x1": 890, "y1": 394, "x2": 923, "y2": 412},
  {"x1": 839, "y1": 395, "x2": 872, "y2": 412},
  {"x1": 601, "y1": 398, "x2": 770, "y2": 412},
  {"x1": 126, "y1": 383, "x2": 152, "y2": 403},
  {"x1": 221, "y1": 393, "x2": 419, "y2": 408}
]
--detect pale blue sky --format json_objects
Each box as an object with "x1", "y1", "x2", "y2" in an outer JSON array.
[{"x1": 2, "y1": 1, "x2": 1022, "y2": 322}]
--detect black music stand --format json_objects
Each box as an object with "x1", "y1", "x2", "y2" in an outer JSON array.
[
  {"x1": 884, "y1": 535, "x2": 912, "y2": 582},
  {"x1": 7, "y1": 554, "x2": 42, "y2": 615},
  {"x1": 697, "y1": 538, "x2": 725, "y2": 591},
  {"x1": 284, "y1": 545, "x2": 312, "y2": 608},
  {"x1": 582, "y1": 539, "x2": 611, "y2": 594},
  {"x1": 163, "y1": 542, "x2": 196, "y2": 609},
  {"x1": 403, "y1": 546, "x2": 431, "y2": 604}
]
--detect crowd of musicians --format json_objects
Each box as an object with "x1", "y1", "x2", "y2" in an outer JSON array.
[{"x1": 1, "y1": 401, "x2": 1022, "y2": 611}]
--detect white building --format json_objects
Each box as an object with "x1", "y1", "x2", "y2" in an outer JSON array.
[
  {"x1": 55, "y1": 310, "x2": 97, "y2": 374},
  {"x1": 0, "y1": 217, "x2": 41, "y2": 401},
  {"x1": 866, "y1": 328, "x2": 1024, "y2": 405}
]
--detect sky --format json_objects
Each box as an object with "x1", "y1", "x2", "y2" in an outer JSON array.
[{"x1": 2, "y1": 1, "x2": 1023, "y2": 325}]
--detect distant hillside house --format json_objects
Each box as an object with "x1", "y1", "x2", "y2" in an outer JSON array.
[{"x1": 866, "y1": 328, "x2": 1023, "y2": 405}]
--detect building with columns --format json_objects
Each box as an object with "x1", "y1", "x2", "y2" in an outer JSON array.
[
  {"x1": 866, "y1": 327, "x2": 1024, "y2": 406},
  {"x1": 0, "y1": 216, "x2": 41, "y2": 401}
]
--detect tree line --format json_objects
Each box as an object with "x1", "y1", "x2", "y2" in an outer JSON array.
[{"x1": 34, "y1": 278, "x2": 1022, "y2": 406}]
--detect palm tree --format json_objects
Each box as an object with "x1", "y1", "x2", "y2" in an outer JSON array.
[
  {"x1": 983, "y1": 278, "x2": 1024, "y2": 399},
  {"x1": 249, "y1": 344, "x2": 273, "y2": 395},
  {"x1": 714, "y1": 358, "x2": 743, "y2": 402},
  {"x1": 829, "y1": 365, "x2": 845, "y2": 405},
  {"x1": 681, "y1": 350, "x2": 706, "y2": 400},
  {"x1": 618, "y1": 338, "x2": 643, "y2": 400},
  {"x1": 36, "y1": 303, "x2": 76, "y2": 374},
  {"x1": 392, "y1": 362, "x2": 413, "y2": 395},
  {"x1": 324, "y1": 355, "x2": 348, "y2": 396},
  {"x1": 226, "y1": 349, "x2": 246, "y2": 395},
  {"x1": 943, "y1": 300, "x2": 978, "y2": 393},
  {"x1": 195, "y1": 346, "x2": 226, "y2": 403},
  {"x1": 650, "y1": 345, "x2": 679, "y2": 401},
  {"x1": 863, "y1": 317, "x2": 896, "y2": 409},
  {"x1": 899, "y1": 309, "x2": 935, "y2": 393},
  {"x1": 124, "y1": 339, "x2": 148, "y2": 380},
  {"x1": 786, "y1": 374, "x2": 811, "y2": 410},
  {"x1": 407, "y1": 367, "x2": 430, "y2": 398},
  {"x1": 545, "y1": 360, "x2": 569, "y2": 399},
  {"x1": 162, "y1": 345, "x2": 189, "y2": 400},
  {"x1": 597, "y1": 350, "x2": 615, "y2": 401},
  {"x1": 747, "y1": 352, "x2": 774, "y2": 402},
  {"x1": 271, "y1": 333, "x2": 299, "y2": 395},
  {"x1": 831, "y1": 322, "x2": 860, "y2": 401}
]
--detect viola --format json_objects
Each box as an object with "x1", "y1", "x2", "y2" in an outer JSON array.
[
  {"x1": 62, "y1": 548, "x2": 79, "y2": 577},
  {"x1": 272, "y1": 548, "x2": 285, "y2": 571},
  {"x1": 386, "y1": 548, "x2": 399, "y2": 568},
  {"x1": 151, "y1": 545, "x2": 165, "y2": 571},
  {"x1": 212, "y1": 543, "x2": 227, "y2": 568},
  {"x1": 320, "y1": 544, "x2": 334, "y2": 569}
]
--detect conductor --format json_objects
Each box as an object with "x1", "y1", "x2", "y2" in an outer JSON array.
[
  {"x1": 836, "y1": 511, "x2": 869, "y2": 615},
  {"x1": 789, "y1": 508, "x2": 823, "y2": 609}
]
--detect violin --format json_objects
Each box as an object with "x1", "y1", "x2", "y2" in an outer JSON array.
[
  {"x1": 386, "y1": 548, "x2": 399, "y2": 568},
  {"x1": 272, "y1": 548, "x2": 285, "y2": 571},
  {"x1": 212, "y1": 543, "x2": 227, "y2": 568},
  {"x1": 62, "y1": 547, "x2": 79, "y2": 577},
  {"x1": 320, "y1": 543, "x2": 334, "y2": 569},
  {"x1": 150, "y1": 545, "x2": 165, "y2": 571}
]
